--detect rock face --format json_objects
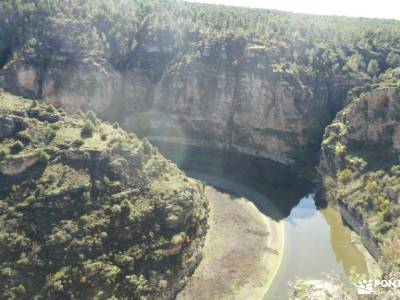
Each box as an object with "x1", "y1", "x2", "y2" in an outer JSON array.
[
  {"x1": 1, "y1": 1, "x2": 393, "y2": 168},
  {"x1": 339, "y1": 203, "x2": 381, "y2": 260},
  {"x1": 0, "y1": 116, "x2": 15, "y2": 138},
  {"x1": 319, "y1": 69, "x2": 400, "y2": 271},
  {"x1": 0, "y1": 91, "x2": 208, "y2": 299},
  {"x1": 0, "y1": 151, "x2": 40, "y2": 175},
  {"x1": 0, "y1": 39, "x2": 366, "y2": 166}
]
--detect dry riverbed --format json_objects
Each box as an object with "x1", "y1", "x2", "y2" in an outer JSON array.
[{"x1": 177, "y1": 185, "x2": 284, "y2": 300}]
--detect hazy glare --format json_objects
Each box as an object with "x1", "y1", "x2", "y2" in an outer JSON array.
[{"x1": 186, "y1": 0, "x2": 400, "y2": 20}]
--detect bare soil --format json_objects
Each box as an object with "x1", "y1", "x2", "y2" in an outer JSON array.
[{"x1": 177, "y1": 185, "x2": 284, "y2": 300}]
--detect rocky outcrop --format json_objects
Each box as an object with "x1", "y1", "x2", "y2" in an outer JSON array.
[
  {"x1": 0, "y1": 151, "x2": 40, "y2": 175},
  {"x1": 319, "y1": 69, "x2": 400, "y2": 270},
  {"x1": 0, "y1": 91, "x2": 208, "y2": 300},
  {"x1": 0, "y1": 116, "x2": 15, "y2": 137}
]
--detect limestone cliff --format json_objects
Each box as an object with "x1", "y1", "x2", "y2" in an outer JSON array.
[
  {"x1": 319, "y1": 68, "x2": 400, "y2": 270},
  {"x1": 0, "y1": 36, "x2": 368, "y2": 166},
  {"x1": 0, "y1": 91, "x2": 208, "y2": 299}
]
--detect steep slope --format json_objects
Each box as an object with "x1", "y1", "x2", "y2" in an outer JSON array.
[
  {"x1": 319, "y1": 68, "x2": 400, "y2": 272},
  {"x1": 0, "y1": 91, "x2": 208, "y2": 299}
]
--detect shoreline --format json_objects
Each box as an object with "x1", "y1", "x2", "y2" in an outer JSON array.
[
  {"x1": 177, "y1": 179, "x2": 284, "y2": 300},
  {"x1": 350, "y1": 231, "x2": 382, "y2": 278},
  {"x1": 234, "y1": 198, "x2": 285, "y2": 299}
]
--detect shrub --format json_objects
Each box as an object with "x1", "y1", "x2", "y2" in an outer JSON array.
[
  {"x1": 391, "y1": 165, "x2": 400, "y2": 176},
  {"x1": 338, "y1": 168, "x2": 353, "y2": 183},
  {"x1": 82, "y1": 191, "x2": 91, "y2": 202},
  {"x1": 366, "y1": 180, "x2": 378, "y2": 194},
  {"x1": 10, "y1": 141, "x2": 24, "y2": 154},
  {"x1": 38, "y1": 150, "x2": 50, "y2": 164},
  {"x1": 16, "y1": 131, "x2": 32, "y2": 145},
  {"x1": 47, "y1": 129, "x2": 57, "y2": 142},
  {"x1": 51, "y1": 123, "x2": 60, "y2": 131},
  {"x1": 142, "y1": 138, "x2": 152, "y2": 155},
  {"x1": 46, "y1": 104, "x2": 56, "y2": 113},
  {"x1": 13, "y1": 284, "x2": 26, "y2": 296},
  {"x1": 86, "y1": 111, "x2": 98, "y2": 124},
  {"x1": 100, "y1": 133, "x2": 107, "y2": 141},
  {"x1": 81, "y1": 120, "x2": 96, "y2": 137},
  {"x1": 72, "y1": 138, "x2": 84, "y2": 148},
  {"x1": 80, "y1": 215, "x2": 90, "y2": 223},
  {"x1": 112, "y1": 122, "x2": 119, "y2": 129},
  {"x1": 0, "y1": 149, "x2": 7, "y2": 160},
  {"x1": 334, "y1": 143, "x2": 347, "y2": 157}
]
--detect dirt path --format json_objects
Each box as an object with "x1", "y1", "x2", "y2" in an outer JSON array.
[{"x1": 177, "y1": 185, "x2": 284, "y2": 300}]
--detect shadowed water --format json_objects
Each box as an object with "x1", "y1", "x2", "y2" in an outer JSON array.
[{"x1": 153, "y1": 141, "x2": 368, "y2": 299}]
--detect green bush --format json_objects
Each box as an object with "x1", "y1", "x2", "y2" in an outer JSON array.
[
  {"x1": 81, "y1": 120, "x2": 96, "y2": 137},
  {"x1": 51, "y1": 123, "x2": 61, "y2": 130},
  {"x1": 13, "y1": 284, "x2": 26, "y2": 296},
  {"x1": 16, "y1": 131, "x2": 32, "y2": 145},
  {"x1": 86, "y1": 111, "x2": 98, "y2": 124},
  {"x1": 46, "y1": 104, "x2": 56, "y2": 113},
  {"x1": 334, "y1": 143, "x2": 347, "y2": 157},
  {"x1": 38, "y1": 150, "x2": 50, "y2": 164},
  {"x1": 10, "y1": 141, "x2": 24, "y2": 154},
  {"x1": 72, "y1": 138, "x2": 84, "y2": 148},
  {"x1": 338, "y1": 168, "x2": 353, "y2": 183},
  {"x1": 112, "y1": 122, "x2": 119, "y2": 129}
]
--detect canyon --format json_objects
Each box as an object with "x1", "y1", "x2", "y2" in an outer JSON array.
[{"x1": 1, "y1": 0, "x2": 400, "y2": 298}]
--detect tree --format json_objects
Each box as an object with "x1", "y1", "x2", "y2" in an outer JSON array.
[
  {"x1": 81, "y1": 120, "x2": 96, "y2": 137},
  {"x1": 367, "y1": 59, "x2": 380, "y2": 77},
  {"x1": 346, "y1": 53, "x2": 366, "y2": 72},
  {"x1": 386, "y1": 51, "x2": 400, "y2": 68},
  {"x1": 10, "y1": 141, "x2": 24, "y2": 154}
]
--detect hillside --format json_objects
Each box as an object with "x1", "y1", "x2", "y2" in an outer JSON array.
[{"x1": 0, "y1": 91, "x2": 208, "y2": 299}]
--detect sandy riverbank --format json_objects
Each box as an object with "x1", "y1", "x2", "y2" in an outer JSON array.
[{"x1": 177, "y1": 185, "x2": 284, "y2": 300}]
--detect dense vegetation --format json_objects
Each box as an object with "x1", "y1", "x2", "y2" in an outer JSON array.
[
  {"x1": 0, "y1": 91, "x2": 207, "y2": 299},
  {"x1": 0, "y1": 0, "x2": 400, "y2": 173},
  {"x1": 1, "y1": 0, "x2": 400, "y2": 93}
]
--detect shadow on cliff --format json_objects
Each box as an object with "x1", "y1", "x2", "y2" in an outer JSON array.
[{"x1": 153, "y1": 141, "x2": 314, "y2": 220}]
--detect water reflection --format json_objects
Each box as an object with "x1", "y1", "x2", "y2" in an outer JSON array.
[
  {"x1": 266, "y1": 195, "x2": 368, "y2": 299},
  {"x1": 320, "y1": 207, "x2": 368, "y2": 276},
  {"x1": 153, "y1": 141, "x2": 313, "y2": 220},
  {"x1": 153, "y1": 141, "x2": 368, "y2": 299},
  {"x1": 286, "y1": 196, "x2": 317, "y2": 221}
]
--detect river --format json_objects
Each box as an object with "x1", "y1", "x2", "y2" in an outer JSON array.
[{"x1": 153, "y1": 141, "x2": 368, "y2": 299}]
